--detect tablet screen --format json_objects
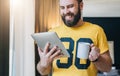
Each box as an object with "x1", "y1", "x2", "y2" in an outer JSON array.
[{"x1": 31, "y1": 32, "x2": 70, "y2": 57}]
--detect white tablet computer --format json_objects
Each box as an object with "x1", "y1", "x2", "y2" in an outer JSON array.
[{"x1": 31, "y1": 32, "x2": 70, "y2": 57}]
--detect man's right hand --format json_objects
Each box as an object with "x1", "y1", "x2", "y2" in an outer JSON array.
[{"x1": 37, "y1": 42, "x2": 63, "y2": 75}]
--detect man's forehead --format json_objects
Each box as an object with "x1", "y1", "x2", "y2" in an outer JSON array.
[{"x1": 59, "y1": 0, "x2": 77, "y2": 6}]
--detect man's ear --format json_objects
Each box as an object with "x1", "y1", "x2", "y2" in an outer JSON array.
[{"x1": 80, "y1": 2, "x2": 83, "y2": 10}]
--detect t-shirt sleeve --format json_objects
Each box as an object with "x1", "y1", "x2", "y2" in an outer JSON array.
[{"x1": 97, "y1": 27, "x2": 109, "y2": 54}]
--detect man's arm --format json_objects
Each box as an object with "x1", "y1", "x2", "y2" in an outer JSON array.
[
  {"x1": 93, "y1": 51, "x2": 112, "y2": 72},
  {"x1": 37, "y1": 61, "x2": 51, "y2": 76},
  {"x1": 89, "y1": 44, "x2": 112, "y2": 72}
]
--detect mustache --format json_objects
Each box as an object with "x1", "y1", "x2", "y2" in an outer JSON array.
[{"x1": 63, "y1": 12, "x2": 74, "y2": 17}]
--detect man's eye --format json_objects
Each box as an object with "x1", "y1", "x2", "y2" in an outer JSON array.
[
  {"x1": 60, "y1": 6, "x2": 64, "y2": 9},
  {"x1": 68, "y1": 4, "x2": 74, "y2": 8}
]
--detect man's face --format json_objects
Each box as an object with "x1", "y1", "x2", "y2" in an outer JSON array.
[{"x1": 60, "y1": 0, "x2": 81, "y2": 27}]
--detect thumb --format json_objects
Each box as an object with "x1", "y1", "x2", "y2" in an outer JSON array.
[{"x1": 38, "y1": 47, "x2": 43, "y2": 56}]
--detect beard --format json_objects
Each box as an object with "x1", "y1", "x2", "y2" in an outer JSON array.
[{"x1": 61, "y1": 8, "x2": 81, "y2": 27}]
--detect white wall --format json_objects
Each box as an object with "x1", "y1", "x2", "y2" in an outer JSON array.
[{"x1": 83, "y1": 0, "x2": 120, "y2": 17}]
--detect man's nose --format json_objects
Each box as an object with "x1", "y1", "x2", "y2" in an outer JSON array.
[{"x1": 64, "y1": 8, "x2": 69, "y2": 15}]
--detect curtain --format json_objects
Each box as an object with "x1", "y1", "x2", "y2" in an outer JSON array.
[
  {"x1": 9, "y1": 0, "x2": 35, "y2": 76},
  {"x1": 35, "y1": 0, "x2": 64, "y2": 76},
  {"x1": 35, "y1": 0, "x2": 63, "y2": 33}
]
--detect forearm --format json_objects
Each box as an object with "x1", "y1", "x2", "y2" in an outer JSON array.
[
  {"x1": 37, "y1": 61, "x2": 51, "y2": 76},
  {"x1": 93, "y1": 52, "x2": 112, "y2": 72}
]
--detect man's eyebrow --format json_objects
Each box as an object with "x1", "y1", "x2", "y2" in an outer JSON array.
[
  {"x1": 67, "y1": 4, "x2": 74, "y2": 7},
  {"x1": 60, "y1": 3, "x2": 74, "y2": 7}
]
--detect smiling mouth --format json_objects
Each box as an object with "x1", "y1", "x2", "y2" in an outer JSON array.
[{"x1": 65, "y1": 15, "x2": 73, "y2": 21}]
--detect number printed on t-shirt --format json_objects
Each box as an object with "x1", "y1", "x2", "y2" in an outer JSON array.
[{"x1": 56, "y1": 37, "x2": 93, "y2": 69}]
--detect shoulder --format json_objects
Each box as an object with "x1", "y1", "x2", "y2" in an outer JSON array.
[{"x1": 85, "y1": 22, "x2": 104, "y2": 32}]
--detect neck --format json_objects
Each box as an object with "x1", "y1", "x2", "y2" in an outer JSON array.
[{"x1": 73, "y1": 19, "x2": 84, "y2": 27}]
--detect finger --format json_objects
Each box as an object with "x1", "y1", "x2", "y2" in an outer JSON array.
[
  {"x1": 90, "y1": 49, "x2": 98, "y2": 58},
  {"x1": 92, "y1": 47, "x2": 100, "y2": 56},
  {"x1": 50, "y1": 49, "x2": 62, "y2": 59},
  {"x1": 89, "y1": 54, "x2": 94, "y2": 61},
  {"x1": 91, "y1": 50, "x2": 96, "y2": 56},
  {"x1": 44, "y1": 42, "x2": 50, "y2": 54},
  {"x1": 89, "y1": 51, "x2": 99, "y2": 61},
  {"x1": 54, "y1": 54, "x2": 64, "y2": 59},
  {"x1": 90, "y1": 45, "x2": 96, "y2": 53},
  {"x1": 47, "y1": 46, "x2": 58, "y2": 57},
  {"x1": 90, "y1": 43, "x2": 94, "y2": 48},
  {"x1": 38, "y1": 47, "x2": 43, "y2": 56},
  {"x1": 89, "y1": 54, "x2": 92, "y2": 61}
]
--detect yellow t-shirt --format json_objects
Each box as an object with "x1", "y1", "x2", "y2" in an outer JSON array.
[{"x1": 49, "y1": 22, "x2": 109, "y2": 76}]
